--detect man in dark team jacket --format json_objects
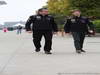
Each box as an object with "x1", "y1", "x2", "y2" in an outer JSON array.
[
  {"x1": 25, "y1": 8, "x2": 58, "y2": 54},
  {"x1": 64, "y1": 9, "x2": 94, "y2": 54}
]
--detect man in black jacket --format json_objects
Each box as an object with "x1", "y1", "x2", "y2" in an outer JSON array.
[
  {"x1": 64, "y1": 9, "x2": 94, "y2": 54},
  {"x1": 25, "y1": 8, "x2": 58, "y2": 54}
]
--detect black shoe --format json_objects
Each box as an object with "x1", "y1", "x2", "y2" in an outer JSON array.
[
  {"x1": 76, "y1": 50, "x2": 81, "y2": 54},
  {"x1": 45, "y1": 51, "x2": 52, "y2": 54},
  {"x1": 35, "y1": 48, "x2": 40, "y2": 52},
  {"x1": 81, "y1": 49, "x2": 86, "y2": 53}
]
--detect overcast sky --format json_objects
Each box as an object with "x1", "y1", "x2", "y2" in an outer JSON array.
[{"x1": 0, "y1": 0, "x2": 47, "y2": 23}]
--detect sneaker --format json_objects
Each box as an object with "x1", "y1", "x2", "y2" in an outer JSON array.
[
  {"x1": 45, "y1": 51, "x2": 52, "y2": 54},
  {"x1": 81, "y1": 49, "x2": 86, "y2": 53},
  {"x1": 76, "y1": 50, "x2": 81, "y2": 54},
  {"x1": 35, "y1": 48, "x2": 40, "y2": 52}
]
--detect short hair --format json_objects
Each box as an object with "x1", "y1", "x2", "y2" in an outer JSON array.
[
  {"x1": 38, "y1": 8, "x2": 43, "y2": 12},
  {"x1": 70, "y1": 9, "x2": 81, "y2": 13},
  {"x1": 42, "y1": 8, "x2": 48, "y2": 10},
  {"x1": 38, "y1": 8, "x2": 48, "y2": 12}
]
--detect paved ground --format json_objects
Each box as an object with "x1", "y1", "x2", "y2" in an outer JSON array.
[{"x1": 0, "y1": 30, "x2": 100, "y2": 75}]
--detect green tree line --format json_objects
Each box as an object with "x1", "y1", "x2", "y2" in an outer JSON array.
[
  {"x1": 47, "y1": 0, "x2": 100, "y2": 17},
  {"x1": 45, "y1": 0, "x2": 100, "y2": 30}
]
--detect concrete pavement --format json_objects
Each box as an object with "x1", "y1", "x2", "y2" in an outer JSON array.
[{"x1": 0, "y1": 30, "x2": 100, "y2": 75}]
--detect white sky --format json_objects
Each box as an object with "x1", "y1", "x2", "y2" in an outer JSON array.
[{"x1": 0, "y1": 0, "x2": 48, "y2": 23}]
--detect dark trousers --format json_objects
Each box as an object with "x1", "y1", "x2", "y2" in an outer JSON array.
[
  {"x1": 33, "y1": 30, "x2": 53, "y2": 52},
  {"x1": 72, "y1": 32, "x2": 85, "y2": 50},
  {"x1": 17, "y1": 29, "x2": 22, "y2": 34}
]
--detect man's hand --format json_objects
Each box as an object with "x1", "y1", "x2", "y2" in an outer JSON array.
[
  {"x1": 88, "y1": 30, "x2": 94, "y2": 34},
  {"x1": 26, "y1": 31, "x2": 32, "y2": 33}
]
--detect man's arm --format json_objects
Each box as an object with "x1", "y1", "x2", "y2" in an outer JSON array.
[
  {"x1": 64, "y1": 19, "x2": 71, "y2": 33},
  {"x1": 87, "y1": 18, "x2": 95, "y2": 30},
  {"x1": 86, "y1": 18, "x2": 95, "y2": 34},
  {"x1": 25, "y1": 16, "x2": 33, "y2": 31},
  {"x1": 51, "y1": 17, "x2": 58, "y2": 32}
]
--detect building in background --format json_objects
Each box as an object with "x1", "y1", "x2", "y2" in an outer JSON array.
[{"x1": 0, "y1": 21, "x2": 26, "y2": 31}]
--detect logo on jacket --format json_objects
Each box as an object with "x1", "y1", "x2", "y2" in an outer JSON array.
[
  {"x1": 71, "y1": 19, "x2": 76, "y2": 23},
  {"x1": 36, "y1": 16, "x2": 41, "y2": 20}
]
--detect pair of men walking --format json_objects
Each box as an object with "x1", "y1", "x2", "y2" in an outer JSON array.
[{"x1": 25, "y1": 8, "x2": 94, "y2": 54}]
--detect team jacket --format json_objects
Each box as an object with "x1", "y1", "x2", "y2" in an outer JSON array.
[
  {"x1": 25, "y1": 14, "x2": 58, "y2": 32},
  {"x1": 64, "y1": 16, "x2": 94, "y2": 33}
]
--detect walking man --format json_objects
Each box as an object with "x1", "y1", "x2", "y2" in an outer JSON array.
[
  {"x1": 64, "y1": 9, "x2": 94, "y2": 54},
  {"x1": 17, "y1": 25, "x2": 22, "y2": 35},
  {"x1": 25, "y1": 8, "x2": 58, "y2": 54}
]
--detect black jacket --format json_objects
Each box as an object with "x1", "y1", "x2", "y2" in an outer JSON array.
[
  {"x1": 25, "y1": 15, "x2": 58, "y2": 32},
  {"x1": 64, "y1": 16, "x2": 94, "y2": 33}
]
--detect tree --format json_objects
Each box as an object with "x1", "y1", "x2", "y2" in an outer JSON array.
[
  {"x1": 69, "y1": 0, "x2": 100, "y2": 17},
  {"x1": 46, "y1": 0, "x2": 100, "y2": 29},
  {"x1": 47, "y1": 0, "x2": 70, "y2": 16},
  {"x1": 46, "y1": 0, "x2": 70, "y2": 29},
  {"x1": 47, "y1": 0, "x2": 100, "y2": 17}
]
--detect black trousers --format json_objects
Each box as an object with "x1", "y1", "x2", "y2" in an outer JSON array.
[
  {"x1": 33, "y1": 30, "x2": 53, "y2": 52},
  {"x1": 72, "y1": 32, "x2": 85, "y2": 50}
]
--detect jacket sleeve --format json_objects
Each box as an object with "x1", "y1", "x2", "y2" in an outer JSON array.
[
  {"x1": 87, "y1": 18, "x2": 95, "y2": 30},
  {"x1": 25, "y1": 16, "x2": 33, "y2": 31},
  {"x1": 51, "y1": 17, "x2": 58, "y2": 32},
  {"x1": 64, "y1": 19, "x2": 71, "y2": 33}
]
